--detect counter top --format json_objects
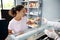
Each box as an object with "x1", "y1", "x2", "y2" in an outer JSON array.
[{"x1": 8, "y1": 25, "x2": 52, "y2": 40}]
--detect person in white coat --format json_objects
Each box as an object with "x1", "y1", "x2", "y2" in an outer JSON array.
[{"x1": 43, "y1": 18, "x2": 60, "y2": 40}]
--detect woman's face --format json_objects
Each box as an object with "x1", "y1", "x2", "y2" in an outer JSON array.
[
  {"x1": 23, "y1": 8, "x2": 27, "y2": 14},
  {"x1": 21, "y1": 8, "x2": 26, "y2": 17},
  {"x1": 17, "y1": 8, "x2": 26, "y2": 17}
]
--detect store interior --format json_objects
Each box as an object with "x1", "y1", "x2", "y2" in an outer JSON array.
[{"x1": 0, "y1": 0, "x2": 60, "y2": 40}]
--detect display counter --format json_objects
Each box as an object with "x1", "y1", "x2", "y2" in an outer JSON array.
[{"x1": 6, "y1": 25, "x2": 53, "y2": 40}]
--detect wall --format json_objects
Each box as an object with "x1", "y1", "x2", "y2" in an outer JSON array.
[
  {"x1": 0, "y1": 10, "x2": 1, "y2": 19},
  {"x1": 59, "y1": 0, "x2": 60, "y2": 18},
  {"x1": 42, "y1": 0, "x2": 60, "y2": 21}
]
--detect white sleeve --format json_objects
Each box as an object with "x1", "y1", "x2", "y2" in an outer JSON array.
[
  {"x1": 42, "y1": 18, "x2": 60, "y2": 27},
  {"x1": 8, "y1": 22, "x2": 13, "y2": 30},
  {"x1": 46, "y1": 21, "x2": 60, "y2": 28}
]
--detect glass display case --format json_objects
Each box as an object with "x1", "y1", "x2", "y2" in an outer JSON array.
[{"x1": 16, "y1": 0, "x2": 42, "y2": 28}]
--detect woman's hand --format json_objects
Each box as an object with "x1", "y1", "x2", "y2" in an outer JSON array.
[
  {"x1": 8, "y1": 29, "x2": 13, "y2": 35},
  {"x1": 42, "y1": 18, "x2": 48, "y2": 24},
  {"x1": 27, "y1": 20, "x2": 35, "y2": 25},
  {"x1": 34, "y1": 17, "x2": 40, "y2": 21},
  {"x1": 18, "y1": 31, "x2": 24, "y2": 35}
]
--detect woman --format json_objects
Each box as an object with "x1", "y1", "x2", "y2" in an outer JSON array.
[
  {"x1": 8, "y1": 5, "x2": 28, "y2": 35},
  {"x1": 5, "y1": 5, "x2": 41, "y2": 40},
  {"x1": 8, "y1": 5, "x2": 39, "y2": 36}
]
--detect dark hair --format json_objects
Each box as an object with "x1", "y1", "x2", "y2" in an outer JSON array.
[{"x1": 9, "y1": 5, "x2": 24, "y2": 17}]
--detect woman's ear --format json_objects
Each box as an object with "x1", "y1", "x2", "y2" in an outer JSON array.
[{"x1": 16, "y1": 11, "x2": 19, "y2": 14}]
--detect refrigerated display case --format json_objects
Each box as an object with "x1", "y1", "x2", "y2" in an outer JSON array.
[{"x1": 16, "y1": 0, "x2": 42, "y2": 28}]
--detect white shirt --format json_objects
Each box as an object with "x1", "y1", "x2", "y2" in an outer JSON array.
[
  {"x1": 46, "y1": 21, "x2": 60, "y2": 30},
  {"x1": 8, "y1": 16, "x2": 28, "y2": 34},
  {"x1": 42, "y1": 18, "x2": 60, "y2": 30}
]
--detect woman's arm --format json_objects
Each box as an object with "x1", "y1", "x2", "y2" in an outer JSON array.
[
  {"x1": 8, "y1": 21, "x2": 14, "y2": 35},
  {"x1": 47, "y1": 21, "x2": 60, "y2": 27},
  {"x1": 43, "y1": 18, "x2": 60, "y2": 28},
  {"x1": 27, "y1": 17, "x2": 40, "y2": 25}
]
